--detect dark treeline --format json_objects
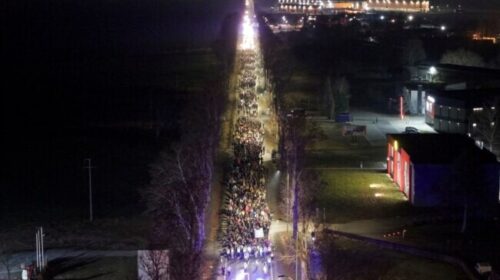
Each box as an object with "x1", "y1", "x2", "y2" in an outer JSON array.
[{"x1": 138, "y1": 10, "x2": 240, "y2": 279}]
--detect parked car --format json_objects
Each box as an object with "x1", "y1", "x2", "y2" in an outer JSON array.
[{"x1": 404, "y1": 126, "x2": 419, "y2": 133}]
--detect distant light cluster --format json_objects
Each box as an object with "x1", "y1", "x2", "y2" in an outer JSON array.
[{"x1": 278, "y1": 0, "x2": 429, "y2": 13}]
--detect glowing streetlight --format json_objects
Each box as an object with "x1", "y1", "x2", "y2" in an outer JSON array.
[
  {"x1": 440, "y1": 25, "x2": 446, "y2": 31},
  {"x1": 407, "y1": 15, "x2": 414, "y2": 21},
  {"x1": 428, "y1": 66, "x2": 437, "y2": 75},
  {"x1": 428, "y1": 66, "x2": 437, "y2": 82}
]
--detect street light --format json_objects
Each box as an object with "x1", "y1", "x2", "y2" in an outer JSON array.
[
  {"x1": 428, "y1": 66, "x2": 437, "y2": 82},
  {"x1": 428, "y1": 66, "x2": 437, "y2": 75}
]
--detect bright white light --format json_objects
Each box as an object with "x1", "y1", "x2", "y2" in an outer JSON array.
[
  {"x1": 235, "y1": 270, "x2": 247, "y2": 280},
  {"x1": 380, "y1": 15, "x2": 385, "y2": 20},
  {"x1": 240, "y1": 14, "x2": 255, "y2": 50},
  {"x1": 440, "y1": 25, "x2": 446, "y2": 31},
  {"x1": 427, "y1": 95, "x2": 435, "y2": 103},
  {"x1": 375, "y1": 193, "x2": 384, "y2": 197},
  {"x1": 370, "y1": 184, "x2": 383, "y2": 188},
  {"x1": 408, "y1": 15, "x2": 414, "y2": 21},
  {"x1": 428, "y1": 66, "x2": 437, "y2": 75}
]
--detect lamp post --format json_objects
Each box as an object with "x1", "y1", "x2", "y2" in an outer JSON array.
[
  {"x1": 84, "y1": 158, "x2": 94, "y2": 222},
  {"x1": 428, "y1": 66, "x2": 437, "y2": 83}
]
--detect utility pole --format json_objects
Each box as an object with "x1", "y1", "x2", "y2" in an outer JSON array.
[
  {"x1": 295, "y1": 234, "x2": 299, "y2": 280},
  {"x1": 286, "y1": 172, "x2": 290, "y2": 233},
  {"x1": 35, "y1": 227, "x2": 45, "y2": 272},
  {"x1": 84, "y1": 158, "x2": 94, "y2": 222}
]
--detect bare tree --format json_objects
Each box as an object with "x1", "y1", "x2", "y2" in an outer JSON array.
[
  {"x1": 283, "y1": 114, "x2": 306, "y2": 241},
  {"x1": 401, "y1": 38, "x2": 427, "y2": 66},
  {"x1": 297, "y1": 170, "x2": 325, "y2": 279},
  {"x1": 144, "y1": 143, "x2": 206, "y2": 279},
  {"x1": 323, "y1": 75, "x2": 335, "y2": 120},
  {"x1": 323, "y1": 74, "x2": 351, "y2": 119},
  {"x1": 143, "y1": 85, "x2": 224, "y2": 280},
  {"x1": 298, "y1": 170, "x2": 324, "y2": 235},
  {"x1": 138, "y1": 250, "x2": 169, "y2": 280},
  {"x1": 0, "y1": 242, "x2": 13, "y2": 280},
  {"x1": 440, "y1": 48, "x2": 485, "y2": 67},
  {"x1": 332, "y1": 77, "x2": 350, "y2": 114}
]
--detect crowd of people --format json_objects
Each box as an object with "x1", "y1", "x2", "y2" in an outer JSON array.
[{"x1": 219, "y1": 47, "x2": 272, "y2": 264}]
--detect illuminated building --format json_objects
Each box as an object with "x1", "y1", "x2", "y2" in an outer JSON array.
[
  {"x1": 387, "y1": 134, "x2": 498, "y2": 206},
  {"x1": 277, "y1": 0, "x2": 429, "y2": 14}
]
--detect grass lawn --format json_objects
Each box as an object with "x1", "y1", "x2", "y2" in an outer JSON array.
[
  {"x1": 0, "y1": 216, "x2": 150, "y2": 252},
  {"x1": 403, "y1": 220, "x2": 500, "y2": 268},
  {"x1": 318, "y1": 170, "x2": 421, "y2": 223},
  {"x1": 282, "y1": 70, "x2": 321, "y2": 111},
  {"x1": 52, "y1": 256, "x2": 137, "y2": 280},
  {"x1": 321, "y1": 236, "x2": 469, "y2": 280},
  {"x1": 306, "y1": 121, "x2": 386, "y2": 168}
]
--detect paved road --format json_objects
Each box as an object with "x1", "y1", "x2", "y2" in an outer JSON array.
[
  {"x1": 214, "y1": 0, "x2": 285, "y2": 279},
  {"x1": 349, "y1": 109, "x2": 436, "y2": 146}
]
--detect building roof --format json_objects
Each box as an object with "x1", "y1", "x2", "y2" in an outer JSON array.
[
  {"x1": 429, "y1": 88, "x2": 500, "y2": 107},
  {"x1": 387, "y1": 134, "x2": 498, "y2": 164}
]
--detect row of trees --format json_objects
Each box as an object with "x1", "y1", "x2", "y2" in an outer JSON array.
[
  {"x1": 258, "y1": 18, "x2": 327, "y2": 277},
  {"x1": 140, "y1": 12, "x2": 241, "y2": 279},
  {"x1": 279, "y1": 109, "x2": 326, "y2": 278},
  {"x1": 142, "y1": 82, "x2": 226, "y2": 279},
  {"x1": 401, "y1": 37, "x2": 500, "y2": 69}
]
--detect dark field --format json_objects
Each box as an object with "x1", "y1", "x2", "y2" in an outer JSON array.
[{"x1": 2, "y1": 0, "x2": 242, "y2": 226}]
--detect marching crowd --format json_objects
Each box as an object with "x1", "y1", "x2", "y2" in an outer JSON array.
[{"x1": 219, "y1": 48, "x2": 273, "y2": 265}]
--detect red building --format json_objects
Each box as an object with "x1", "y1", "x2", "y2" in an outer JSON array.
[{"x1": 387, "y1": 134, "x2": 499, "y2": 207}]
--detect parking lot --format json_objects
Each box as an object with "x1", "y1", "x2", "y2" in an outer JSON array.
[{"x1": 350, "y1": 109, "x2": 436, "y2": 146}]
